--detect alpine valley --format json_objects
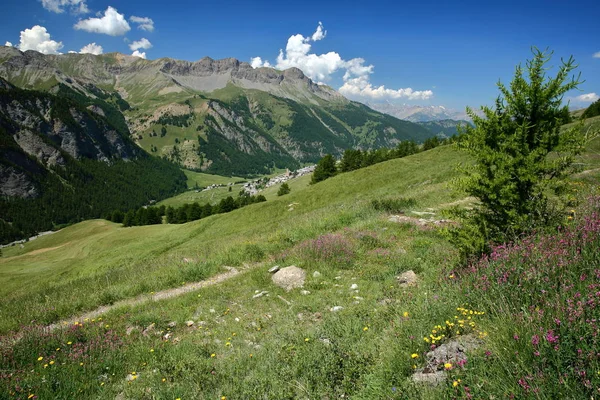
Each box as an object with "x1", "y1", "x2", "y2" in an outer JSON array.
[
  {"x1": 0, "y1": 46, "x2": 446, "y2": 243},
  {"x1": 0, "y1": 47, "x2": 439, "y2": 178}
]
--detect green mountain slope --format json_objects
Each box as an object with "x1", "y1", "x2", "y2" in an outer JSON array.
[
  {"x1": 0, "y1": 78, "x2": 186, "y2": 244},
  {"x1": 0, "y1": 47, "x2": 436, "y2": 175}
]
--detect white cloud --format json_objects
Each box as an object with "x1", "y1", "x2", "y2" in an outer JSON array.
[
  {"x1": 311, "y1": 21, "x2": 326, "y2": 41},
  {"x1": 251, "y1": 22, "x2": 432, "y2": 101},
  {"x1": 572, "y1": 93, "x2": 599, "y2": 103},
  {"x1": 130, "y1": 16, "x2": 154, "y2": 32},
  {"x1": 79, "y1": 42, "x2": 103, "y2": 55},
  {"x1": 129, "y1": 38, "x2": 152, "y2": 51},
  {"x1": 339, "y1": 76, "x2": 434, "y2": 100},
  {"x1": 594, "y1": 52, "x2": 600, "y2": 59},
  {"x1": 40, "y1": 0, "x2": 88, "y2": 14},
  {"x1": 131, "y1": 50, "x2": 146, "y2": 59},
  {"x1": 74, "y1": 6, "x2": 130, "y2": 36},
  {"x1": 250, "y1": 56, "x2": 271, "y2": 68},
  {"x1": 17, "y1": 25, "x2": 63, "y2": 54},
  {"x1": 5, "y1": 41, "x2": 13, "y2": 47}
]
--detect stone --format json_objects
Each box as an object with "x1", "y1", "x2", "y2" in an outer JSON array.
[
  {"x1": 411, "y1": 370, "x2": 446, "y2": 386},
  {"x1": 350, "y1": 283, "x2": 358, "y2": 290},
  {"x1": 425, "y1": 334, "x2": 482, "y2": 366},
  {"x1": 396, "y1": 270, "x2": 418, "y2": 287},
  {"x1": 167, "y1": 321, "x2": 177, "y2": 328},
  {"x1": 268, "y1": 265, "x2": 281, "y2": 274},
  {"x1": 312, "y1": 271, "x2": 322, "y2": 278},
  {"x1": 300, "y1": 290, "x2": 311, "y2": 295},
  {"x1": 330, "y1": 306, "x2": 344, "y2": 312},
  {"x1": 253, "y1": 291, "x2": 269, "y2": 298},
  {"x1": 126, "y1": 326, "x2": 139, "y2": 336},
  {"x1": 142, "y1": 323, "x2": 156, "y2": 337},
  {"x1": 126, "y1": 373, "x2": 139, "y2": 382},
  {"x1": 185, "y1": 320, "x2": 194, "y2": 327},
  {"x1": 272, "y1": 266, "x2": 306, "y2": 291}
]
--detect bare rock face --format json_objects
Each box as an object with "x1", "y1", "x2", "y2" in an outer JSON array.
[
  {"x1": 272, "y1": 266, "x2": 306, "y2": 291},
  {"x1": 0, "y1": 164, "x2": 38, "y2": 198},
  {"x1": 13, "y1": 129, "x2": 65, "y2": 167}
]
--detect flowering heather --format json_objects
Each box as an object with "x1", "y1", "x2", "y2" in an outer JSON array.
[
  {"x1": 457, "y1": 195, "x2": 600, "y2": 397},
  {"x1": 294, "y1": 233, "x2": 355, "y2": 268}
]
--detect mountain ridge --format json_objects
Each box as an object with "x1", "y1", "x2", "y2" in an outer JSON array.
[{"x1": 0, "y1": 46, "x2": 438, "y2": 175}]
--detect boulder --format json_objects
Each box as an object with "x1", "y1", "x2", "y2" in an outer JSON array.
[
  {"x1": 397, "y1": 270, "x2": 418, "y2": 287},
  {"x1": 272, "y1": 266, "x2": 306, "y2": 291}
]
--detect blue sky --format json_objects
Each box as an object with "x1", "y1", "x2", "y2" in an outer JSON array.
[{"x1": 1, "y1": 0, "x2": 599, "y2": 110}]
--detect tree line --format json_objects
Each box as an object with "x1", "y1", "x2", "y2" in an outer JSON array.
[
  {"x1": 310, "y1": 136, "x2": 450, "y2": 184},
  {"x1": 106, "y1": 193, "x2": 267, "y2": 227}
]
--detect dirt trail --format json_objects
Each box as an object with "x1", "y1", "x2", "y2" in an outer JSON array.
[{"x1": 46, "y1": 266, "x2": 242, "y2": 332}]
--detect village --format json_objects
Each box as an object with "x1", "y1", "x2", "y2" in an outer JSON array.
[{"x1": 200, "y1": 165, "x2": 316, "y2": 195}]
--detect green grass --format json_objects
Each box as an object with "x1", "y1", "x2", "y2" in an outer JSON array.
[
  {"x1": 2, "y1": 142, "x2": 598, "y2": 399},
  {"x1": 0, "y1": 145, "x2": 461, "y2": 333},
  {"x1": 182, "y1": 170, "x2": 245, "y2": 189}
]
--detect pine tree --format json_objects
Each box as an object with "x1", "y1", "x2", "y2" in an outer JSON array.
[
  {"x1": 311, "y1": 154, "x2": 337, "y2": 184},
  {"x1": 453, "y1": 48, "x2": 586, "y2": 257},
  {"x1": 277, "y1": 182, "x2": 291, "y2": 196}
]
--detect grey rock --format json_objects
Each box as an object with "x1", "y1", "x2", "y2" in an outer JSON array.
[
  {"x1": 397, "y1": 270, "x2": 418, "y2": 287},
  {"x1": 268, "y1": 265, "x2": 280, "y2": 274},
  {"x1": 253, "y1": 291, "x2": 269, "y2": 299},
  {"x1": 272, "y1": 266, "x2": 306, "y2": 291},
  {"x1": 142, "y1": 323, "x2": 156, "y2": 337},
  {"x1": 425, "y1": 334, "x2": 482, "y2": 367},
  {"x1": 411, "y1": 370, "x2": 446, "y2": 386},
  {"x1": 312, "y1": 271, "x2": 322, "y2": 278},
  {"x1": 330, "y1": 306, "x2": 344, "y2": 312}
]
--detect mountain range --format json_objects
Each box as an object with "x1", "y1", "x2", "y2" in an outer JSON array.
[
  {"x1": 0, "y1": 47, "x2": 440, "y2": 176},
  {"x1": 366, "y1": 102, "x2": 473, "y2": 122}
]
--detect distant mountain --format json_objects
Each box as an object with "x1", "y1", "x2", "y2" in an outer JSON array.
[
  {"x1": 417, "y1": 119, "x2": 471, "y2": 138},
  {"x1": 366, "y1": 102, "x2": 473, "y2": 122},
  {"x1": 0, "y1": 78, "x2": 186, "y2": 243},
  {"x1": 0, "y1": 47, "x2": 437, "y2": 176}
]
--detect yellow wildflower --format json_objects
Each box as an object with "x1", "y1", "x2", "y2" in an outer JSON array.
[
  {"x1": 411, "y1": 353, "x2": 419, "y2": 359},
  {"x1": 49, "y1": 361, "x2": 55, "y2": 365},
  {"x1": 363, "y1": 326, "x2": 369, "y2": 331},
  {"x1": 453, "y1": 380, "x2": 459, "y2": 387},
  {"x1": 305, "y1": 338, "x2": 310, "y2": 342},
  {"x1": 444, "y1": 363, "x2": 452, "y2": 370},
  {"x1": 403, "y1": 311, "x2": 409, "y2": 318},
  {"x1": 211, "y1": 353, "x2": 216, "y2": 358},
  {"x1": 37, "y1": 356, "x2": 43, "y2": 361}
]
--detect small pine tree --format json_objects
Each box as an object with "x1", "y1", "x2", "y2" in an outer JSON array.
[
  {"x1": 122, "y1": 210, "x2": 135, "y2": 227},
  {"x1": 311, "y1": 154, "x2": 337, "y2": 184},
  {"x1": 277, "y1": 182, "x2": 291, "y2": 196},
  {"x1": 452, "y1": 48, "x2": 586, "y2": 258}
]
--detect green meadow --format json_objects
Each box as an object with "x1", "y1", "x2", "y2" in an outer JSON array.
[{"x1": 1, "y1": 136, "x2": 599, "y2": 399}]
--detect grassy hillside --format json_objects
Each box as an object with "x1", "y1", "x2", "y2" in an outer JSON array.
[
  {"x1": 182, "y1": 170, "x2": 245, "y2": 189},
  {"x1": 0, "y1": 146, "x2": 461, "y2": 331},
  {"x1": 1, "y1": 138, "x2": 599, "y2": 399}
]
